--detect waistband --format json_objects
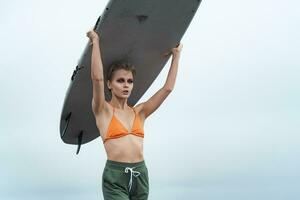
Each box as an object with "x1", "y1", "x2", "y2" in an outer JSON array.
[{"x1": 105, "y1": 159, "x2": 146, "y2": 171}]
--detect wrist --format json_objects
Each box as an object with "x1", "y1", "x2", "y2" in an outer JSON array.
[
  {"x1": 92, "y1": 38, "x2": 99, "y2": 43},
  {"x1": 172, "y1": 52, "x2": 181, "y2": 59}
]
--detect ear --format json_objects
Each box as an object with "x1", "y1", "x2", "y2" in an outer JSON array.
[{"x1": 107, "y1": 80, "x2": 111, "y2": 90}]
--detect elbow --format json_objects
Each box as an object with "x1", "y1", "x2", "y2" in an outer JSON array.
[
  {"x1": 163, "y1": 87, "x2": 173, "y2": 93},
  {"x1": 91, "y1": 76, "x2": 104, "y2": 82}
]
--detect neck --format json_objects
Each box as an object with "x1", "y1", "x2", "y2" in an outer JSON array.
[{"x1": 109, "y1": 96, "x2": 129, "y2": 110}]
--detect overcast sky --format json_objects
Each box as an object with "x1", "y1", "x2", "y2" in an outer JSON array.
[{"x1": 1, "y1": 0, "x2": 299, "y2": 199}]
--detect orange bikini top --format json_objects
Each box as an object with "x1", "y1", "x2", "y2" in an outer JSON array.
[{"x1": 103, "y1": 104, "x2": 144, "y2": 143}]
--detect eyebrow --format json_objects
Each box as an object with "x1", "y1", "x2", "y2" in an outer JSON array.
[{"x1": 116, "y1": 77, "x2": 133, "y2": 80}]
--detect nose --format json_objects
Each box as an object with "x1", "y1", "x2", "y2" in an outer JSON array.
[{"x1": 124, "y1": 82, "x2": 129, "y2": 88}]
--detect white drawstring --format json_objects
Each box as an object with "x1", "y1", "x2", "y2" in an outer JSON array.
[{"x1": 124, "y1": 167, "x2": 141, "y2": 191}]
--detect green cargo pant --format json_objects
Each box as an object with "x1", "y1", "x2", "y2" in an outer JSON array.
[{"x1": 102, "y1": 159, "x2": 149, "y2": 200}]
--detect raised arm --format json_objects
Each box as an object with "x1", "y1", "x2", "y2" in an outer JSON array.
[
  {"x1": 139, "y1": 43, "x2": 183, "y2": 119},
  {"x1": 87, "y1": 29, "x2": 106, "y2": 114}
]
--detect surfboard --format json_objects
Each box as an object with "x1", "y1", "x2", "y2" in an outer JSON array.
[{"x1": 60, "y1": 0, "x2": 202, "y2": 154}]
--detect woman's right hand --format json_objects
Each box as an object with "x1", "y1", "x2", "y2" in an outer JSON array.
[{"x1": 86, "y1": 29, "x2": 100, "y2": 42}]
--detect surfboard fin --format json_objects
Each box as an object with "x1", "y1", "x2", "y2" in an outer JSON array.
[
  {"x1": 62, "y1": 112, "x2": 72, "y2": 138},
  {"x1": 76, "y1": 131, "x2": 83, "y2": 155},
  {"x1": 94, "y1": 15, "x2": 101, "y2": 30}
]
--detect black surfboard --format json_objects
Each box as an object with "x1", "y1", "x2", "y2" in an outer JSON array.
[{"x1": 60, "y1": 0, "x2": 202, "y2": 154}]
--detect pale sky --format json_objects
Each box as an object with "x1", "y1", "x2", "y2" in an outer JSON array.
[{"x1": 1, "y1": 0, "x2": 299, "y2": 199}]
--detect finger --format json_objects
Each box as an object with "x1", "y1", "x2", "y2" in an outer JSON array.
[{"x1": 163, "y1": 51, "x2": 172, "y2": 57}]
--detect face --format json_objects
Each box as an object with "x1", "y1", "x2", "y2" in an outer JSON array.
[{"x1": 107, "y1": 69, "x2": 134, "y2": 99}]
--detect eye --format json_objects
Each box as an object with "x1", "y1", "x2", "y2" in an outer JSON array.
[
  {"x1": 117, "y1": 78, "x2": 125, "y2": 83},
  {"x1": 128, "y1": 79, "x2": 133, "y2": 84}
]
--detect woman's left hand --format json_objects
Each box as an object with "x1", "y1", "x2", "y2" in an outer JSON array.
[{"x1": 171, "y1": 43, "x2": 183, "y2": 56}]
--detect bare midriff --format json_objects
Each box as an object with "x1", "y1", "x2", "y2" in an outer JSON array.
[{"x1": 103, "y1": 134, "x2": 144, "y2": 163}]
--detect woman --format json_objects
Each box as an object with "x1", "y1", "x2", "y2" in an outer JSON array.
[{"x1": 87, "y1": 29, "x2": 182, "y2": 200}]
